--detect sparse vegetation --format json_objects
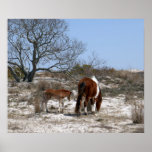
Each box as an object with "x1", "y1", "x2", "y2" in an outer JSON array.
[
  {"x1": 132, "y1": 102, "x2": 144, "y2": 124},
  {"x1": 7, "y1": 19, "x2": 144, "y2": 133},
  {"x1": 36, "y1": 81, "x2": 51, "y2": 92},
  {"x1": 34, "y1": 97, "x2": 41, "y2": 114},
  {"x1": 8, "y1": 67, "x2": 144, "y2": 133},
  {"x1": 8, "y1": 88, "x2": 19, "y2": 94}
]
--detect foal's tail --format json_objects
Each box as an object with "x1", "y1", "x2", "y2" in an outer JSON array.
[{"x1": 75, "y1": 82, "x2": 85, "y2": 113}]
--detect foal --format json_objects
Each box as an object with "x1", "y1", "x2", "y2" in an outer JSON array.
[
  {"x1": 41, "y1": 89, "x2": 72, "y2": 113},
  {"x1": 75, "y1": 76, "x2": 102, "y2": 115}
]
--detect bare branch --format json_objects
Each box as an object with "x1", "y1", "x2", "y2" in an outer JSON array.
[{"x1": 8, "y1": 19, "x2": 85, "y2": 82}]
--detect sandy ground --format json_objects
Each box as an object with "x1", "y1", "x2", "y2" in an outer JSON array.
[{"x1": 8, "y1": 93, "x2": 144, "y2": 133}]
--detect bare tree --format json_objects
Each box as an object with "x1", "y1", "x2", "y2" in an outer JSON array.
[
  {"x1": 8, "y1": 19, "x2": 85, "y2": 82},
  {"x1": 84, "y1": 51, "x2": 106, "y2": 69}
]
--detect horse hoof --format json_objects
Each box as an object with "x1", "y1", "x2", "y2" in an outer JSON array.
[
  {"x1": 91, "y1": 111, "x2": 96, "y2": 115},
  {"x1": 76, "y1": 112, "x2": 81, "y2": 117},
  {"x1": 84, "y1": 112, "x2": 88, "y2": 115}
]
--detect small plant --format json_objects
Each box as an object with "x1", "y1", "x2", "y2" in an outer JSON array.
[
  {"x1": 8, "y1": 88, "x2": 19, "y2": 94},
  {"x1": 34, "y1": 97, "x2": 41, "y2": 113},
  {"x1": 132, "y1": 102, "x2": 144, "y2": 124},
  {"x1": 36, "y1": 80, "x2": 50, "y2": 92},
  {"x1": 9, "y1": 81, "x2": 17, "y2": 87},
  {"x1": 50, "y1": 82, "x2": 63, "y2": 90}
]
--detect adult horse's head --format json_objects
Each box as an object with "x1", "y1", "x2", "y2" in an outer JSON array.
[{"x1": 95, "y1": 88, "x2": 102, "y2": 111}]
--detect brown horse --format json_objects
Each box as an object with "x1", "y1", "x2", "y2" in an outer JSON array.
[
  {"x1": 75, "y1": 76, "x2": 102, "y2": 115},
  {"x1": 41, "y1": 89, "x2": 72, "y2": 113}
]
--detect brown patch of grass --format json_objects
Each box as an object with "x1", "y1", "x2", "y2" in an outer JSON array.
[
  {"x1": 100, "y1": 124, "x2": 113, "y2": 130},
  {"x1": 8, "y1": 125, "x2": 21, "y2": 131},
  {"x1": 68, "y1": 81, "x2": 77, "y2": 90},
  {"x1": 36, "y1": 80, "x2": 50, "y2": 92},
  {"x1": 50, "y1": 82, "x2": 63, "y2": 90},
  {"x1": 96, "y1": 118, "x2": 104, "y2": 122},
  {"x1": 9, "y1": 81, "x2": 17, "y2": 87},
  {"x1": 131, "y1": 102, "x2": 144, "y2": 124},
  {"x1": 35, "y1": 71, "x2": 52, "y2": 77},
  {"x1": 18, "y1": 96, "x2": 28, "y2": 102},
  {"x1": 8, "y1": 88, "x2": 19, "y2": 94},
  {"x1": 132, "y1": 127, "x2": 144, "y2": 133},
  {"x1": 34, "y1": 97, "x2": 41, "y2": 114}
]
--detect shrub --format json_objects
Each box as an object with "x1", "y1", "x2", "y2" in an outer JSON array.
[
  {"x1": 71, "y1": 64, "x2": 94, "y2": 76},
  {"x1": 8, "y1": 88, "x2": 19, "y2": 94},
  {"x1": 131, "y1": 102, "x2": 144, "y2": 124},
  {"x1": 8, "y1": 81, "x2": 17, "y2": 87},
  {"x1": 34, "y1": 97, "x2": 41, "y2": 113},
  {"x1": 8, "y1": 66, "x2": 24, "y2": 80},
  {"x1": 50, "y1": 82, "x2": 63, "y2": 89},
  {"x1": 36, "y1": 80, "x2": 50, "y2": 92}
]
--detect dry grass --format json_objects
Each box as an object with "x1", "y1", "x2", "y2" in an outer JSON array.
[
  {"x1": 8, "y1": 68, "x2": 144, "y2": 133},
  {"x1": 35, "y1": 71, "x2": 69, "y2": 80},
  {"x1": 68, "y1": 81, "x2": 77, "y2": 90},
  {"x1": 34, "y1": 97, "x2": 41, "y2": 113},
  {"x1": 36, "y1": 80, "x2": 51, "y2": 92},
  {"x1": 18, "y1": 96, "x2": 29, "y2": 102},
  {"x1": 50, "y1": 82, "x2": 63, "y2": 89},
  {"x1": 8, "y1": 88, "x2": 19, "y2": 94},
  {"x1": 131, "y1": 102, "x2": 144, "y2": 124},
  {"x1": 8, "y1": 81, "x2": 17, "y2": 87},
  {"x1": 35, "y1": 80, "x2": 63, "y2": 92},
  {"x1": 35, "y1": 71, "x2": 52, "y2": 77}
]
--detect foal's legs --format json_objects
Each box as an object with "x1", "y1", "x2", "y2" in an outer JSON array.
[
  {"x1": 58, "y1": 98, "x2": 64, "y2": 113},
  {"x1": 45, "y1": 101, "x2": 49, "y2": 113},
  {"x1": 58, "y1": 99, "x2": 61, "y2": 113},
  {"x1": 61, "y1": 100, "x2": 64, "y2": 113},
  {"x1": 40, "y1": 100, "x2": 44, "y2": 111}
]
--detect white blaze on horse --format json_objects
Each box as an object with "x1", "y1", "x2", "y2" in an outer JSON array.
[
  {"x1": 41, "y1": 89, "x2": 72, "y2": 113},
  {"x1": 75, "y1": 76, "x2": 102, "y2": 115}
]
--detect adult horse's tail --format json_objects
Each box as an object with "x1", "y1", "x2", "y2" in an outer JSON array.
[
  {"x1": 75, "y1": 82, "x2": 85, "y2": 113},
  {"x1": 96, "y1": 89, "x2": 102, "y2": 112}
]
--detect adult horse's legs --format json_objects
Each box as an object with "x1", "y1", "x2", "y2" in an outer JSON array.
[
  {"x1": 75, "y1": 95, "x2": 82, "y2": 114},
  {"x1": 90, "y1": 98, "x2": 96, "y2": 113},
  {"x1": 84, "y1": 97, "x2": 89, "y2": 115},
  {"x1": 75, "y1": 82, "x2": 85, "y2": 115}
]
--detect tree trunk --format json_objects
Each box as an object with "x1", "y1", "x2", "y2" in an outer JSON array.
[
  {"x1": 8, "y1": 66, "x2": 20, "y2": 82},
  {"x1": 27, "y1": 70, "x2": 36, "y2": 82}
]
